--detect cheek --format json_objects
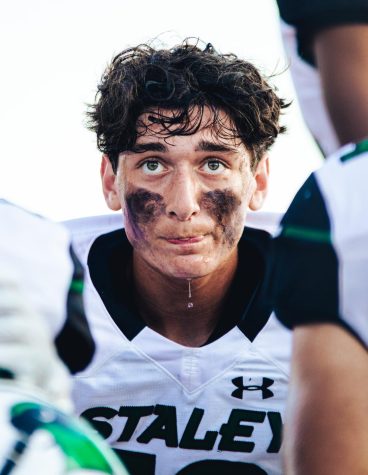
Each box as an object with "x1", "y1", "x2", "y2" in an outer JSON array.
[
  {"x1": 123, "y1": 187, "x2": 166, "y2": 242},
  {"x1": 200, "y1": 189, "x2": 244, "y2": 247}
]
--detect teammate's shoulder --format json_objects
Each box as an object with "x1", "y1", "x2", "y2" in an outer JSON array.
[
  {"x1": 317, "y1": 139, "x2": 368, "y2": 178},
  {"x1": 246, "y1": 211, "x2": 282, "y2": 236},
  {"x1": 63, "y1": 213, "x2": 124, "y2": 263},
  {"x1": 282, "y1": 139, "x2": 368, "y2": 231},
  {"x1": 64, "y1": 213, "x2": 123, "y2": 236},
  {"x1": 0, "y1": 199, "x2": 70, "y2": 246}
]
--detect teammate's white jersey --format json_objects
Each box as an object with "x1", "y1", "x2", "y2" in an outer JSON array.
[
  {"x1": 66, "y1": 212, "x2": 291, "y2": 475},
  {"x1": 0, "y1": 201, "x2": 127, "y2": 475},
  {"x1": 279, "y1": 20, "x2": 339, "y2": 156},
  {"x1": 277, "y1": 0, "x2": 368, "y2": 157},
  {"x1": 274, "y1": 140, "x2": 368, "y2": 347},
  {"x1": 0, "y1": 200, "x2": 73, "y2": 338},
  {"x1": 0, "y1": 200, "x2": 95, "y2": 374}
]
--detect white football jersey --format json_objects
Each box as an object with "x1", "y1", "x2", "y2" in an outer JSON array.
[
  {"x1": 279, "y1": 20, "x2": 339, "y2": 156},
  {"x1": 0, "y1": 201, "x2": 128, "y2": 475},
  {"x1": 0, "y1": 200, "x2": 73, "y2": 338},
  {"x1": 0, "y1": 200, "x2": 95, "y2": 374},
  {"x1": 277, "y1": 0, "x2": 368, "y2": 156},
  {"x1": 66, "y1": 212, "x2": 291, "y2": 475},
  {"x1": 274, "y1": 141, "x2": 368, "y2": 347}
]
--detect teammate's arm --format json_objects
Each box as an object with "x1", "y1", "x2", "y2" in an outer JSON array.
[
  {"x1": 283, "y1": 324, "x2": 368, "y2": 475},
  {"x1": 313, "y1": 24, "x2": 368, "y2": 146}
]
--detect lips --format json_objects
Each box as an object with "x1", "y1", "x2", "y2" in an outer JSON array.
[{"x1": 165, "y1": 235, "x2": 205, "y2": 245}]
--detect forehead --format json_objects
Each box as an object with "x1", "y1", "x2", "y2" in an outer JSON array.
[{"x1": 134, "y1": 107, "x2": 243, "y2": 150}]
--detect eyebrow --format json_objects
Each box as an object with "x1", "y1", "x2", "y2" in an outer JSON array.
[
  {"x1": 127, "y1": 139, "x2": 237, "y2": 154},
  {"x1": 128, "y1": 142, "x2": 167, "y2": 153},
  {"x1": 195, "y1": 140, "x2": 237, "y2": 153}
]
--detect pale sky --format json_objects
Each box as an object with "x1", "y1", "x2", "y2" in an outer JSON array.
[{"x1": 0, "y1": 0, "x2": 323, "y2": 221}]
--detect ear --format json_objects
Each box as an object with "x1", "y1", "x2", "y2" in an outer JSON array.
[
  {"x1": 100, "y1": 155, "x2": 121, "y2": 211},
  {"x1": 249, "y1": 154, "x2": 269, "y2": 211}
]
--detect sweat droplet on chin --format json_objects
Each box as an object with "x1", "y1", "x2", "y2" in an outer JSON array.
[{"x1": 187, "y1": 279, "x2": 194, "y2": 308}]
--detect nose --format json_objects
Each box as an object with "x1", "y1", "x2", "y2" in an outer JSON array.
[{"x1": 166, "y1": 170, "x2": 200, "y2": 221}]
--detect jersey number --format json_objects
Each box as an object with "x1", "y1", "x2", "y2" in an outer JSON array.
[{"x1": 115, "y1": 449, "x2": 267, "y2": 474}]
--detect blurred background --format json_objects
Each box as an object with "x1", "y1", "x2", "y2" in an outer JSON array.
[{"x1": 0, "y1": 0, "x2": 323, "y2": 221}]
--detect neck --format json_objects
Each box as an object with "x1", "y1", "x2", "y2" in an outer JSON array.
[{"x1": 132, "y1": 251, "x2": 238, "y2": 347}]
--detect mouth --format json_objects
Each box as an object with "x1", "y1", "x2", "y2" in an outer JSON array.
[{"x1": 164, "y1": 235, "x2": 205, "y2": 245}]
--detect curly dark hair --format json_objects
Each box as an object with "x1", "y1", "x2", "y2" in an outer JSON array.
[{"x1": 87, "y1": 39, "x2": 289, "y2": 172}]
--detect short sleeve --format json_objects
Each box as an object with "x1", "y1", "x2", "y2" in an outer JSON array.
[{"x1": 272, "y1": 173, "x2": 340, "y2": 329}]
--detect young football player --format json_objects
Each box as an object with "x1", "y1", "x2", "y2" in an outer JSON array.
[
  {"x1": 274, "y1": 2, "x2": 368, "y2": 473},
  {"x1": 66, "y1": 40, "x2": 291, "y2": 475},
  {"x1": 0, "y1": 200, "x2": 129, "y2": 474}
]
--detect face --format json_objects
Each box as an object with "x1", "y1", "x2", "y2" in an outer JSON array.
[{"x1": 101, "y1": 108, "x2": 269, "y2": 280}]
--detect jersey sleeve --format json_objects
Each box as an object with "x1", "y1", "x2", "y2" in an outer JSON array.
[
  {"x1": 54, "y1": 245, "x2": 95, "y2": 374},
  {"x1": 272, "y1": 172, "x2": 341, "y2": 329},
  {"x1": 276, "y1": 0, "x2": 368, "y2": 64}
]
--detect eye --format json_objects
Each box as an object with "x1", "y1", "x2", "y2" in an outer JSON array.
[
  {"x1": 202, "y1": 159, "x2": 226, "y2": 174},
  {"x1": 141, "y1": 160, "x2": 165, "y2": 175}
]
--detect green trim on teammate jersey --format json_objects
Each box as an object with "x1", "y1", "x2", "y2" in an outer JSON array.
[
  {"x1": 282, "y1": 225, "x2": 331, "y2": 243},
  {"x1": 70, "y1": 278, "x2": 84, "y2": 294},
  {"x1": 341, "y1": 139, "x2": 368, "y2": 162}
]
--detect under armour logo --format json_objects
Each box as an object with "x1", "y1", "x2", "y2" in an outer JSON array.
[{"x1": 231, "y1": 377, "x2": 274, "y2": 400}]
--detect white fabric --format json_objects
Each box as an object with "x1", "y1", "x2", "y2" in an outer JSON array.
[
  {"x1": 0, "y1": 202, "x2": 73, "y2": 336},
  {"x1": 280, "y1": 20, "x2": 340, "y2": 156},
  {"x1": 67, "y1": 212, "x2": 291, "y2": 475},
  {"x1": 0, "y1": 271, "x2": 72, "y2": 410},
  {"x1": 0, "y1": 202, "x2": 128, "y2": 475},
  {"x1": 0, "y1": 202, "x2": 75, "y2": 409},
  {"x1": 315, "y1": 145, "x2": 368, "y2": 345}
]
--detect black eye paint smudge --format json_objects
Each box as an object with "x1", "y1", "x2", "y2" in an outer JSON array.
[
  {"x1": 200, "y1": 189, "x2": 241, "y2": 247},
  {"x1": 125, "y1": 188, "x2": 165, "y2": 239}
]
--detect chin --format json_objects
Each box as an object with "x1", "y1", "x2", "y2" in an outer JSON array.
[{"x1": 156, "y1": 255, "x2": 215, "y2": 280}]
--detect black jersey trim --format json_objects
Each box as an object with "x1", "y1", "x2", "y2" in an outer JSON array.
[
  {"x1": 88, "y1": 229, "x2": 146, "y2": 340},
  {"x1": 279, "y1": 173, "x2": 331, "y2": 237},
  {"x1": 206, "y1": 227, "x2": 273, "y2": 343},
  {"x1": 277, "y1": 0, "x2": 368, "y2": 64},
  {"x1": 273, "y1": 173, "x2": 340, "y2": 329},
  {"x1": 54, "y1": 245, "x2": 95, "y2": 373},
  {"x1": 88, "y1": 227, "x2": 273, "y2": 344}
]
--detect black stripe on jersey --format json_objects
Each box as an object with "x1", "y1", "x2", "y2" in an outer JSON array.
[
  {"x1": 277, "y1": 0, "x2": 368, "y2": 64},
  {"x1": 272, "y1": 173, "x2": 340, "y2": 329},
  {"x1": 54, "y1": 245, "x2": 95, "y2": 373},
  {"x1": 209, "y1": 227, "x2": 273, "y2": 343},
  {"x1": 88, "y1": 227, "x2": 273, "y2": 343},
  {"x1": 88, "y1": 229, "x2": 146, "y2": 340}
]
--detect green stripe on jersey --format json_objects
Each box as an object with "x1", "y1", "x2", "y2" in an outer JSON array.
[
  {"x1": 340, "y1": 139, "x2": 368, "y2": 162},
  {"x1": 282, "y1": 225, "x2": 331, "y2": 243},
  {"x1": 70, "y1": 279, "x2": 84, "y2": 294}
]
